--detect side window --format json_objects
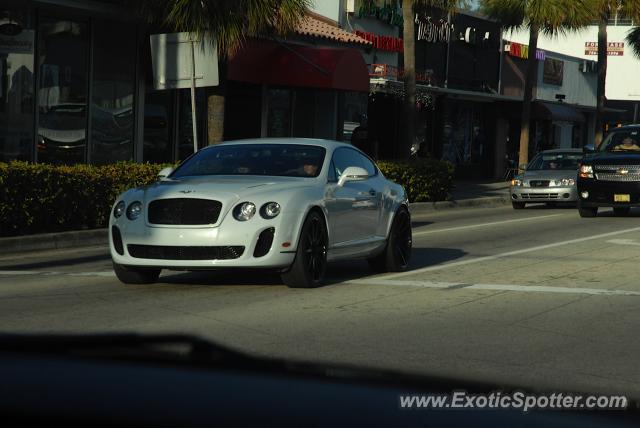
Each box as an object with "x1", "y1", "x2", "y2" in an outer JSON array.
[
  {"x1": 332, "y1": 148, "x2": 364, "y2": 180},
  {"x1": 328, "y1": 160, "x2": 337, "y2": 182},
  {"x1": 358, "y1": 153, "x2": 377, "y2": 177}
]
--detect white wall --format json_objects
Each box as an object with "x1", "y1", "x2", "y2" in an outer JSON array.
[
  {"x1": 310, "y1": 0, "x2": 341, "y2": 23},
  {"x1": 506, "y1": 26, "x2": 640, "y2": 101}
]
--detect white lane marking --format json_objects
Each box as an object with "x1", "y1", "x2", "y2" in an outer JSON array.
[
  {"x1": 412, "y1": 213, "x2": 567, "y2": 236},
  {"x1": 384, "y1": 225, "x2": 640, "y2": 279},
  {"x1": 0, "y1": 270, "x2": 114, "y2": 277},
  {"x1": 607, "y1": 239, "x2": 640, "y2": 246},
  {"x1": 0, "y1": 270, "x2": 42, "y2": 276},
  {"x1": 348, "y1": 279, "x2": 640, "y2": 296}
]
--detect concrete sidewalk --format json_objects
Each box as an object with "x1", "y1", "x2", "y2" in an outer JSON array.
[
  {"x1": 410, "y1": 180, "x2": 511, "y2": 214},
  {"x1": 0, "y1": 180, "x2": 512, "y2": 255}
]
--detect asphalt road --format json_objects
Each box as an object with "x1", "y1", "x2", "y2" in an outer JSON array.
[{"x1": 2, "y1": 204, "x2": 640, "y2": 398}]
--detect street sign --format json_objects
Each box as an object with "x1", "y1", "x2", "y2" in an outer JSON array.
[
  {"x1": 150, "y1": 32, "x2": 219, "y2": 90},
  {"x1": 150, "y1": 32, "x2": 219, "y2": 154}
]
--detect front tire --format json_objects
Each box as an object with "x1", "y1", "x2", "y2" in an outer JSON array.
[
  {"x1": 578, "y1": 204, "x2": 598, "y2": 218},
  {"x1": 113, "y1": 261, "x2": 160, "y2": 284},
  {"x1": 368, "y1": 207, "x2": 412, "y2": 273},
  {"x1": 281, "y1": 211, "x2": 328, "y2": 288}
]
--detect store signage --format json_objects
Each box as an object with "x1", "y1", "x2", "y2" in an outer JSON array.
[
  {"x1": 355, "y1": 31, "x2": 403, "y2": 52},
  {"x1": 585, "y1": 41, "x2": 624, "y2": 56},
  {"x1": 0, "y1": 30, "x2": 34, "y2": 54},
  {"x1": 415, "y1": 15, "x2": 453, "y2": 43},
  {"x1": 505, "y1": 42, "x2": 545, "y2": 60}
]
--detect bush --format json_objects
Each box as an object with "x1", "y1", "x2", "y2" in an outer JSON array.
[
  {"x1": 0, "y1": 162, "x2": 169, "y2": 237},
  {"x1": 0, "y1": 158, "x2": 454, "y2": 237},
  {"x1": 377, "y1": 158, "x2": 454, "y2": 203}
]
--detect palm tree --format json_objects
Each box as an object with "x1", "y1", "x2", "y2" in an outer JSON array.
[
  {"x1": 593, "y1": 1, "x2": 640, "y2": 146},
  {"x1": 139, "y1": 0, "x2": 311, "y2": 144},
  {"x1": 401, "y1": 0, "x2": 461, "y2": 159},
  {"x1": 482, "y1": 0, "x2": 592, "y2": 170}
]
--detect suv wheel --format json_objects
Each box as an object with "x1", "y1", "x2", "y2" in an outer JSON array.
[{"x1": 578, "y1": 205, "x2": 598, "y2": 218}]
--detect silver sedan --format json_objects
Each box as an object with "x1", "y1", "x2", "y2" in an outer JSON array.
[
  {"x1": 510, "y1": 149, "x2": 582, "y2": 209},
  {"x1": 109, "y1": 139, "x2": 412, "y2": 288}
]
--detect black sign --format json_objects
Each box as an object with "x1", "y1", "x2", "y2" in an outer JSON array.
[{"x1": 543, "y1": 58, "x2": 564, "y2": 86}]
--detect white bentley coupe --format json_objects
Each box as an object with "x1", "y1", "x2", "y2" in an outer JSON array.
[{"x1": 109, "y1": 139, "x2": 412, "y2": 288}]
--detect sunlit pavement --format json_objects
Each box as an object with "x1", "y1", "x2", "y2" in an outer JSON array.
[{"x1": 2, "y1": 204, "x2": 640, "y2": 398}]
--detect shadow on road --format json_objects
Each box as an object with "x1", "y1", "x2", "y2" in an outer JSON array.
[
  {"x1": 0, "y1": 253, "x2": 110, "y2": 270},
  {"x1": 158, "y1": 247, "x2": 467, "y2": 288}
]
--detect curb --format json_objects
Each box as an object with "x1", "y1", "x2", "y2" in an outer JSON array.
[
  {"x1": 0, "y1": 228, "x2": 108, "y2": 255},
  {"x1": 410, "y1": 196, "x2": 510, "y2": 215}
]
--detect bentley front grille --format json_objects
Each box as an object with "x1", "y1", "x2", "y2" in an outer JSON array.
[
  {"x1": 148, "y1": 198, "x2": 222, "y2": 225},
  {"x1": 127, "y1": 245, "x2": 244, "y2": 260}
]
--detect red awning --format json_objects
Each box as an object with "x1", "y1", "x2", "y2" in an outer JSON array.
[{"x1": 228, "y1": 39, "x2": 369, "y2": 92}]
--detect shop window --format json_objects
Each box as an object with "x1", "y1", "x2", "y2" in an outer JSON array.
[
  {"x1": 36, "y1": 18, "x2": 88, "y2": 165},
  {"x1": 341, "y1": 91, "x2": 368, "y2": 143},
  {"x1": 143, "y1": 90, "x2": 174, "y2": 164},
  {"x1": 266, "y1": 88, "x2": 291, "y2": 137},
  {"x1": 0, "y1": 8, "x2": 34, "y2": 162},
  {"x1": 90, "y1": 21, "x2": 136, "y2": 165}
]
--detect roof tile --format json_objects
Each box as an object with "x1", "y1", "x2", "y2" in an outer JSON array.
[{"x1": 295, "y1": 15, "x2": 372, "y2": 46}]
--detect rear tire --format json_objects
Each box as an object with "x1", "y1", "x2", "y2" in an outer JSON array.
[
  {"x1": 113, "y1": 261, "x2": 160, "y2": 284},
  {"x1": 578, "y1": 205, "x2": 598, "y2": 218},
  {"x1": 367, "y1": 207, "x2": 412, "y2": 273},
  {"x1": 281, "y1": 211, "x2": 327, "y2": 288},
  {"x1": 613, "y1": 207, "x2": 631, "y2": 216},
  {"x1": 512, "y1": 201, "x2": 525, "y2": 210}
]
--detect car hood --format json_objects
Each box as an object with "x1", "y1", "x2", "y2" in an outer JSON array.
[
  {"x1": 584, "y1": 152, "x2": 640, "y2": 165},
  {"x1": 522, "y1": 170, "x2": 577, "y2": 180},
  {"x1": 137, "y1": 175, "x2": 315, "y2": 205}
]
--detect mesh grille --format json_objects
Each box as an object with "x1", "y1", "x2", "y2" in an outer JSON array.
[
  {"x1": 595, "y1": 173, "x2": 640, "y2": 182},
  {"x1": 127, "y1": 245, "x2": 244, "y2": 260},
  {"x1": 148, "y1": 199, "x2": 222, "y2": 225}
]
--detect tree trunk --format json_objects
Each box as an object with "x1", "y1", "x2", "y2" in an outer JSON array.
[
  {"x1": 595, "y1": 18, "x2": 608, "y2": 147},
  {"x1": 517, "y1": 24, "x2": 540, "y2": 172},
  {"x1": 401, "y1": 0, "x2": 416, "y2": 159},
  {"x1": 207, "y1": 62, "x2": 227, "y2": 145}
]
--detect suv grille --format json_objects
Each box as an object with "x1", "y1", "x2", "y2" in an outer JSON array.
[
  {"x1": 594, "y1": 165, "x2": 640, "y2": 182},
  {"x1": 148, "y1": 198, "x2": 222, "y2": 225},
  {"x1": 127, "y1": 245, "x2": 244, "y2": 260}
]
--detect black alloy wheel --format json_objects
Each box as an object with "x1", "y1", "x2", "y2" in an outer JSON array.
[{"x1": 281, "y1": 211, "x2": 327, "y2": 288}]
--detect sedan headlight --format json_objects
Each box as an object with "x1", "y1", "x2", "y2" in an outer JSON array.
[
  {"x1": 579, "y1": 165, "x2": 594, "y2": 179},
  {"x1": 126, "y1": 201, "x2": 143, "y2": 220},
  {"x1": 113, "y1": 201, "x2": 125, "y2": 218},
  {"x1": 551, "y1": 178, "x2": 576, "y2": 187},
  {"x1": 511, "y1": 179, "x2": 522, "y2": 187},
  {"x1": 233, "y1": 202, "x2": 256, "y2": 221},
  {"x1": 260, "y1": 202, "x2": 281, "y2": 219}
]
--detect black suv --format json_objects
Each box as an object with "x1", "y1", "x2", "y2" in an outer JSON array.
[{"x1": 577, "y1": 125, "x2": 640, "y2": 217}]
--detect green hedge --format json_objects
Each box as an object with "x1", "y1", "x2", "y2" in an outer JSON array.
[
  {"x1": 377, "y1": 158, "x2": 454, "y2": 203},
  {"x1": 0, "y1": 162, "x2": 168, "y2": 237},
  {"x1": 0, "y1": 158, "x2": 454, "y2": 237}
]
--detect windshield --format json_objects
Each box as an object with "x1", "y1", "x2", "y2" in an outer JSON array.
[
  {"x1": 526, "y1": 152, "x2": 582, "y2": 171},
  {"x1": 171, "y1": 144, "x2": 326, "y2": 178},
  {"x1": 599, "y1": 129, "x2": 640, "y2": 152}
]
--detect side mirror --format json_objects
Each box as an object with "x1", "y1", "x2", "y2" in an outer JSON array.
[
  {"x1": 158, "y1": 166, "x2": 174, "y2": 179},
  {"x1": 337, "y1": 166, "x2": 369, "y2": 187},
  {"x1": 583, "y1": 144, "x2": 595, "y2": 154}
]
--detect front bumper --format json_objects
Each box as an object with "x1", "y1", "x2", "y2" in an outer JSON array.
[
  {"x1": 510, "y1": 186, "x2": 578, "y2": 203},
  {"x1": 577, "y1": 179, "x2": 640, "y2": 208},
  {"x1": 109, "y1": 212, "x2": 301, "y2": 270}
]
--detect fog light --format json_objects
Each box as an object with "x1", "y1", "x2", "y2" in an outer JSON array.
[
  {"x1": 512, "y1": 194, "x2": 518, "y2": 200},
  {"x1": 563, "y1": 193, "x2": 570, "y2": 199},
  {"x1": 581, "y1": 191, "x2": 589, "y2": 199}
]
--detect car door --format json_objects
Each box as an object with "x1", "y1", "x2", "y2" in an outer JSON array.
[{"x1": 326, "y1": 148, "x2": 381, "y2": 246}]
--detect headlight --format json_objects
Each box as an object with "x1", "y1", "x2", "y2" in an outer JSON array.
[
  {"x1": 126, "y1": 201, "x2": 143, "y2": 220},
  {"x1": 511, "y1": 179, "x2": 522, "y2": 186},
  {"x1": 551, "y1": 179, "x2": 576, "y2": 186},
  {"x1": 233, "y1": 202, "x2": 256, "y2": 221},
  {"x1": 260, "y1": 202, "x2": 281, "y2": 219},
  {"x1": 579, "y1": 165, "x2": 594, "y2": 179},
  {"x1": 113, "y1": 201, "x2": 125, "y2": 218}
]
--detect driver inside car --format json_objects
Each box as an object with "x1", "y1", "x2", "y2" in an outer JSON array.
[{"x1": 614, "y1": 137, "x2": 640, "y2": 151}]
